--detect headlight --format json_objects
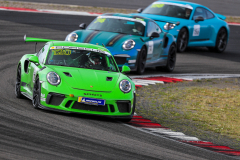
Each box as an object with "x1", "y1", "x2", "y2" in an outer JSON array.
[
  {"x1": 164, "y1": 23, "x2": 176, "y2": 30},
  {"x1": 65, "y1": 33, "x2": 78, "y2": 42},
  {"x1": 119, "y1": 80, "x2": 132, "y2": 93},
  {"x1": 47, "y1": 72, "x2": 61, "y2": 85},
  {"x1": 123, "y1": 40, "x2": 135, "y2": 50}
]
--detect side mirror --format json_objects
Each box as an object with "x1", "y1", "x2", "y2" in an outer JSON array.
[
  {"x1": 29, "y1": 56, "x2": 39, "y2": 64},
  {"x1": 194, "y1": 16, "x2": 204, "y2": 22},
  {"x1": 79, "y1": 23, "x2": 86, "y2": 29},
  {"x1": 137, "y1": 8, "x2": 143, "y2": 13},
  {"x1": 121, "y1": 65, "x2": 131, "y2": 73},
  {"x1": 150, "y1": 32, "x2": 159, "y2": 39}
]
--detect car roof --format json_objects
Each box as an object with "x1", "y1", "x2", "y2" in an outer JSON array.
[
  {"x1": 154, "y1": 0, "x2": 202, "y2": 8},
  {"x1": 101, "y1": 13, "x2": 152, "y2": 22}
]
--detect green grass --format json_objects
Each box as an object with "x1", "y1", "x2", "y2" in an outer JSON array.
[{"x1": 136, "y1": 78, "x2": 240, "y2": 149}]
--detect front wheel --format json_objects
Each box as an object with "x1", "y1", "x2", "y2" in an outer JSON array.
[
  {"x1": 156, "y1": 44, "x2": 176, "y2": 72},
  {"x1": 15, "y1": 65, "x2": 23, "y2": 98},
  {"x1": 32, "y1": 77, "x2": 41, "y2": 109},
  {"x1": 177, "y1": 28, "x2": 188, "y2": 53},
  {"x1": 136, "y1": 46, "x2": 147, "y2": 75}
]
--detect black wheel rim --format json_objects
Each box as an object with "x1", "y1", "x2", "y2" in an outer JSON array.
[
  {"x1": 33, "y1": 79, "x2": 40, "y2": 107},
  {"x1": 217, "y1": 29, "x2": 227, "y2": 51},
  {"x1": 169, "y1": 46, "x2": 176, "y2": 69},
  {"x1": 15, "y1": 66, "x2": 21, "y2": 94},
  {"x1": 178, "y1": 30, "x2": 188, "y2": 51},
  {"x1": 139, "y1": 48, "x2": 147, "y2": 73}
]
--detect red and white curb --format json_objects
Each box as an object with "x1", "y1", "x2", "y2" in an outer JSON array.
[
  {"x1": 128, "y1": 75, "x2": 240, "y2": 157},
  {"x1": 0, "y1": 6, "x2": 240, "y2": 26}
]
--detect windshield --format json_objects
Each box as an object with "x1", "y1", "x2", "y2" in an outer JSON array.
[
  {"x1": 142, "y1": 2, "x2": 193, "y2": 19},
  {"x1": 87, "y1": 16, "x2": 146, "y2": 36},
  {"x1": 46, "y1": 47, "x2": 118, "y2": 72}
]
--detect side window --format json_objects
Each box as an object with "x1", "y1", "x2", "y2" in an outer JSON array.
[
  {"x1": 38, "y1": 43, "x2": 49, "y2": 64},
  {"x1": 193, "y1": 7, "x2": 207, "y2": 20},
  {"x1": 155, "y1": 23, "x2": 162, "y2": 34},
  {"x1": 147, "y1": 22, "x2": 156, "y2": 37},
  {"x1": 205, "y1": 9, "x2": 215, "y2": 19},
  {"x1": 147, "y1": 22, "x2": 161, "y2": 36}
]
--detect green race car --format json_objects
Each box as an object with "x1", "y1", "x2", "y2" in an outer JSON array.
[{"x1": 15, "y1": 36, "x2": 136, "y2": 121}]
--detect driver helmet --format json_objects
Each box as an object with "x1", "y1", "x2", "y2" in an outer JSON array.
[{"x1": 88, "y1": 53, "x2": 101, "y2": 65}]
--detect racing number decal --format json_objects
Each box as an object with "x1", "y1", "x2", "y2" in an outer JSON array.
[
  {"x1": 193, "y1": 25, "x2": 200, "y2": 36},
  {"x1": 148, "y1": 41, "x2": 154, "y2": 54}
]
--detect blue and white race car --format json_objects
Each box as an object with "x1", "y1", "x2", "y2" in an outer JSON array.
[
  {"x1": 133, "y1": 0, "x2": 230, "y2": 53},
  {"x1": 65, "y1": 13, "x2": 176, "y2": 74}
]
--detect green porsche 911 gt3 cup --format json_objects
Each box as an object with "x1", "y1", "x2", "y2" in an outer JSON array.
[{"x1": 15, "y1": 36, "x2": 136, "y2": 121}]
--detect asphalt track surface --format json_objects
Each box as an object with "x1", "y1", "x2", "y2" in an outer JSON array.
[
  {"x1": 0, "y1": 10, "x2": 240, "y2": 160},
  {"x1": 7, "y1": 0, "x2": 240, "y2": 16}
]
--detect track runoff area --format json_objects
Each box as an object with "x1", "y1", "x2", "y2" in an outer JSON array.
[{"x1": 1, "y1": 6, "x2": 240, "y2": 157}]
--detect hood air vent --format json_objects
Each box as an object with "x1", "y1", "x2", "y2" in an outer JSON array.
[{"x1": 63, "y1": 72, "x2": 72, "y2": 77}]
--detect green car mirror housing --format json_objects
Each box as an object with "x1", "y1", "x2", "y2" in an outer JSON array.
[
  {"x1": 122, "y1": 65, "x2": 131, "y2": 73},
  {"x1": 29, "y1": 55, "x2": 39, "y2": 64}
]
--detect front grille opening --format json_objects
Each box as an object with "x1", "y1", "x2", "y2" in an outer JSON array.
[
  {"x1": 114, "y1": 57, "x2": 127, "y2": 65},
  {"x1": 117, "y1": 101, "x2": 131, "y2": 113},
  {"x1": 65, "y1": 100, "x2": 73, "y2": 108},
  {"x1": 71, "y1": 102, "x2": 109, "y2": 112},
  {"x1": 109, "y1": 105, "x2": 115, "y2": 112},
  {"x1": 46, "y1": 93, "x2": 65, "y2": 106}
]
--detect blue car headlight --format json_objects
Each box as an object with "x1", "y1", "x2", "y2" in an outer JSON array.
[
  {"x1": 65, "y1": 33, "x2": 78, "y2": 42},
  {"x1": 164, "y1": 23, "x2": 176, "y2": 30},
  {"x1": 123, "y1": 40, "x2": 135, "y2": 50},
  {"x1": 47, "y1": 72, "x2": 61, "y2": 85},
  {"x1": 119, "y1": 80, "x2": 132, "y2": 93}
]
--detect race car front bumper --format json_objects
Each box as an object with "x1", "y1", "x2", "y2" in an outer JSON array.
[{"x1": 38, "y1": 81, "x2": 135, "y2": 118}]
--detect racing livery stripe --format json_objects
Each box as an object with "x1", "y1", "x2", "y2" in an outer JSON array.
[
  {"x1": 106, "y1": 34, "x2": 126, "y2": 46},
  {"x1": 84, "y1": 31, "x2": 100, "y2": 43}
]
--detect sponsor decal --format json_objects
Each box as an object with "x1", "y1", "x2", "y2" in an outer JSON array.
[
  {"x1": 152, "y1": 2, "x2": 193, "y2": 9},
  {"x1": 148, "y1": 41, "x2": 154, "y2": 54},
  {"x1": 99, "y1": 16, "x2": 146, "y2": 26},
  {"x1": 193, "y1": 25, "x2": 200, "y2": 36},
  {"x1": 84, "y1": 93, "x2": 102, "y2": 97},
  {"x1": 50, "y1": 46, "x2": 110, "y2": 55},
  {"x1": 94, "y1": 17, "x2": 106, "y2": 23},
  {"x1": 151, "y1": 4, "x2": 165, "y2": 8},
  {"x1": 78, "y1": 97, "x2": 105, "y2": 105},
  {"x1": 53, "y1": 49, "x2": 71, "y2": 55}
]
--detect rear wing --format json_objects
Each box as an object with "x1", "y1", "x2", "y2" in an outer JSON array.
[
  {"x1": 24, "y1": 35, "x2": 57, "y2": 42},
  {"x1": 215, "y1": 13, "x2": 226, "y2": 20}
]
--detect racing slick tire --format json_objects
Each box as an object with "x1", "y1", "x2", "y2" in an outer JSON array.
[
  {"x1": 177, "y1": 28, "x2": 188, "y2": 53},
  {"x1": 32, "y1": 77, "x2": 41, "y2": 109},
  {"x1": 136, "y1": 46, "x2": 147, "y2": 75},
  {"x1": 208, "y1": 28, "x2": 228, "y2": 53},
  {"x1": 15, "y1": 65, "x2": 24, "y2": 98},
  {"x1": 156, "y1": 43, "x2": 176, "y2": 72}
]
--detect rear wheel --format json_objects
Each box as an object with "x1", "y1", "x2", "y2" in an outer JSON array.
[
  {"x1": 209, "y1": 28, "x2": 228, "y2": 53},
  {"x1": 136, "y1": 46, "x2": 147, "y2": 75},
  {"x1": 15, "y1": 65, "x2": 23, "y2": 98},
  {"x1": 32, "y1": 77, "x2": 41, "y2": 109},
  {"x1": 177, "y1": 28, "x2": 188, "y2": 53},
  {"x1": 156, "y1": 44, "x2": 176, "y2": 72}
]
